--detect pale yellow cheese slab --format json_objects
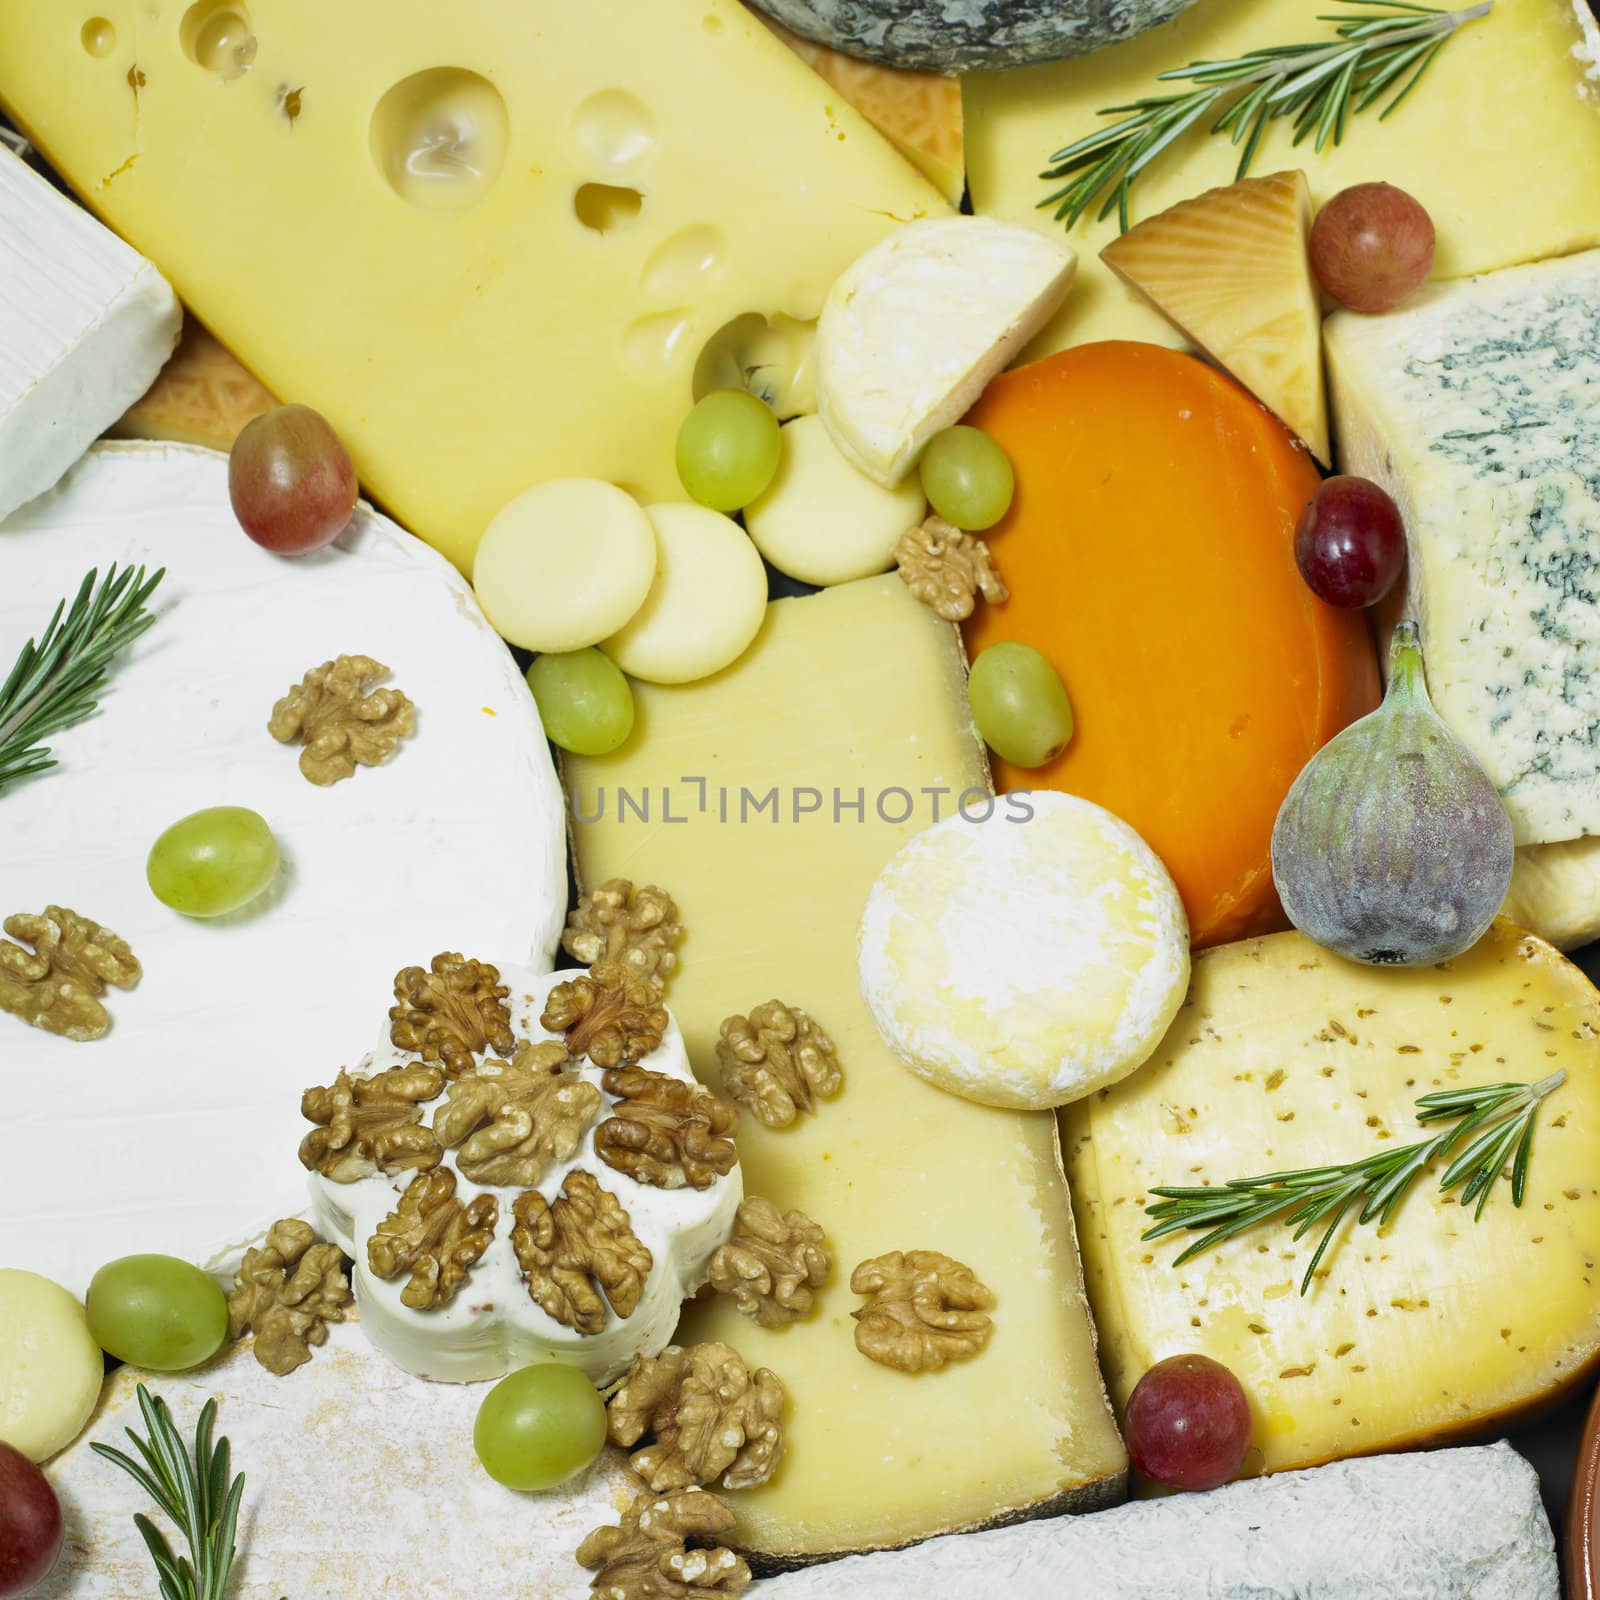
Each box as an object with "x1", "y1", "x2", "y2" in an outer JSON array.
[
  {"x1": 966, "y1": 0, "x2": 1600, "y2": 356},
  {"x1": 1067, "y1": 921, "x2": 1600, "y2": 1475},
  {"x1": 0, "y1": 0, "x2": 946, "y2": 573},
  {"x1": 566, "y1": 576, "x2": 1125, "y2": 1560}
]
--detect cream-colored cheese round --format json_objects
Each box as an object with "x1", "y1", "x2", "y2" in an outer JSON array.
[
  {"x1": 858, "y1": 793, "x2": 1189, "y2": 1109},
  {"x1": 0, "y1": 1269, "x2": 104, "y2": 1462},
  {"x1": 815, "y1": 216, "x2": 1076, "y2": 487},
  {"x1": 473, "y1": 478, "x2": 657, "y2": 652},
  {"x1": 745, "y1": 414, "x2": 926, "y2": 586},
  {"x1": 600, "y1": 502, "x2": 766, "y2": 684},
  {"x1": 309, "y1": 964, "x2": 742, "y2": 1385}
]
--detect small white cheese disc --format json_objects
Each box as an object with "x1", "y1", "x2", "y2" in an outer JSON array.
[
  {"x1": 0, "y1": 442, "x2": 569, "y2": 1296},
  {"x1": 472, "y1": 478, "x2": 657, "y2": 652},
  {"x1": 745, "y1": 414, "x2": 926, "y2": 586},
  {"x1": 858, "y1": 793, "x2": 1189, "y2": 1108},
  {"x1": 600, "y1": 502, "x2": 767, "y2": 684},
  {"x1": 0, "y1": 1269, "x2": 104, "y2": 1462},
  {"x1": 815, "y1": 216, "x2": 1076, "y2": 486}
]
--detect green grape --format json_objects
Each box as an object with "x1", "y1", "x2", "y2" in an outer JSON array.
[
  {"x1": 919, "y1": 426, "x2": 1015, "y2": 532},
  {"x1": 474, "y1": 1362, "x2": 607, "y2": 1490},
  {"x1": 676, "y1": 389, "x2": 782, "y2": 512},
  {"x1": 527, "y1": 649, "x2": 635, "y2": 756},
  {"x1": 968, "y1": 641, "x2": 1074, "y2": 769},
  {"x1": 85, "y1": 1255, "x2": 228, "y2": 1373},
  {"x1": 147, "y1": 806, "x2": 279, "y2": 917}
]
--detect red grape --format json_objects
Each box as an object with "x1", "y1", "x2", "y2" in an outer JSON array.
[
  {"x1": 228, "y1": 403, "x2": 358, "y2": 555},
  {"x1": 1124, "y1": 1353, "x2": 1252, "y2": 1491},
  {"x1": 1295, "y1": 475, "x2": 1406, "y2": 608},
  {"x1": 0, "y1": 1441, "x2": 63, "y2": 1598},
  {"x1": 1309, "y1": 183, "x2": 1435, "y2": 313}
]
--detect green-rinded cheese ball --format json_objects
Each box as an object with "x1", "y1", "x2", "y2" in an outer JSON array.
[
  {"x1": 0, "y1": 1269, "x2": 105, "y2": 1461},
  {"x1": 473, "y1": 478, "x2": 657, "y2": 652},
  {"x1": 745, "y1": 414, "x2": 926, "y2": 586},
  {"x1": 602, "y1": 503, "x2": 767, "y2": 683}
]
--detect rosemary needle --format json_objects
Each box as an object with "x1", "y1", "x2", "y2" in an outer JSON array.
[
  {"x1": 1040, "y1": 1, "x2": 1494, "y2": 233},
  {"x1": 0, "y1": 563, "x2": 164, "y2": 795},
  {"x1": 1143, "y1": 1069, "x2": 1564, "y2": 1294}
]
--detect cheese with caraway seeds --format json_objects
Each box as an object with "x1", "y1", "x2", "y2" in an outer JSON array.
[
  {"x1": 0, "y1": 0, "x2": 946, "y2": 573},
  {"x1": 1067, "y1": 920, "x2": 1600, "y2": 1477},
  {"x1": 1326, "y1": 249, "x2": 1600, "y2": 848},
  {"x1": 565, "y1": 576, "x2": 1126, "y2": 1561}
]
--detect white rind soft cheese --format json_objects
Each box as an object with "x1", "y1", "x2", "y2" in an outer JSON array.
[
  {"x1": 0, "y1": 148, "x2": 180, "y2": 518},
  {"x1": 761, "y1": 1443, "x2": 1557, "y2": 1599},
  {"x1": 858, "y1": 793, "x2": 1189, "y2": 1108},
  {"x1": 815, "y1": 216, "x2": 1075, "y2": 485},
  {"x1": 0, "y1": 443, "x2": 568, "y2": 1296},
  {"x1": 311, "y1": 966, "x2": 742, "y2": 1385}
]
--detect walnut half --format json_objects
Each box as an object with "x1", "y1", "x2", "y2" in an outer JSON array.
[
  {"x1": 595, "y1": 1067, "x2": 739, "y2": 1192},
  {"x1": 227, "y1": 1218, "x2": 351, "y2": 1375},
  {"x1": 299, "y1": 1064, "x2": 444, "y2": 1182},
  {"x1": 707, "y1": 1197, "x2": 830, "y2": 1329},
  {"x1": 577, "y1": 1489, "x2": 750, "y2": 1600},
  {"x1": 850, "y1": 1249, "x2": 996, "y2": 1374},
  {"x1": 513, "y1": 1169, "x2": 652, "y2": 1335},
  {"x1": 542, "y1": 961, "x2": 667, "y2": 1069},
  {"x1": 563, "y1": 880, "x2": 682, "y2": 989},
  {"x1": 607, "y1": 1342, "x2": 784, "y2": 1493},
  {"x1": 389, "y1": 952, "x2": 515, "y2": 1076},
  {"x1": 366, "y1": 1166, "x2": 498, "y2": 1311},
  {"x1": 895, "y1": 515, "x2": 1009, "y2": 622},
  {"x1": 268, "y1": 654, "x2": 415, "y2": 786},
  {"x1": 716, "y1": 1000, "x2": 841, "y2": 1129},
  {"x1": 432, "y1": 1041, "x2": 601, "y2": 1187},
  {"x1": 0, "y1": 906, "x2": 140, "y2": 1041}
]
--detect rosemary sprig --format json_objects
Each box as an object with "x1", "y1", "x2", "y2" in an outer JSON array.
[
  {"x1": 91, "y1": 1387, "x2": 247, "y2": 1600},
  {"x1": 1040, "y1": 0, "x2": 1492, "y2": 233},
  {"x1": 0, "y1": 563, "x2": 164, "y2": 794},
  {"x1": 1143, "y1": 1069, "x2": 1564, "y2": 1295}
]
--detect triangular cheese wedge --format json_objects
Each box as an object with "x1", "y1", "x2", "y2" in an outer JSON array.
[{"x1": 1101, "y1": 170, "x2": 1329, "y2": 461}]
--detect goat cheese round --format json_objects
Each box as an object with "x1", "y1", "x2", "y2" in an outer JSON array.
[
  {"x1": 309, "y1": 966, "x2": 742, "y2": 1385},
  {"x1": 858, "y1": 793, "x2": 1190, "y2": 1108},
  {"x1": 0, "y1": 443, "x2": 569, "y2": 1296}
]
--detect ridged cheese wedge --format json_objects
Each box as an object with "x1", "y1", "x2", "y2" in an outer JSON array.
[
  {"x1": 817, "y1": 216, "x2": 1076, "y2": 485},
  {"x1": 1100, "y1": 170, "x2": 1329, "y2": 462}
]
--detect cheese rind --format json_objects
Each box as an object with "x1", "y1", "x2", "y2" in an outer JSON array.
[
  {"x1": 0, "y1": 0, "x2": 948, "y2": 572},
  {"x1": 115, "y1": 318, "x2": 275, "y2": 450},
  {"x1": 761, "y1": 1444, "x2": 1558, "y2": 1600},
  {"x1": 966, "y1": 0, "x2": 1600, "y2": 358},
  {"x1": 566, "y1": 576, "x2": 1126, "y2": 1559},
  {"x1": 1067, "y1": 920, "x2": 1600, "y2": 1476},
  {"x1": 0, "y1": 147, "x2": 179, "y2": 518},
  {"x1": 1325, "y1": 249, "x2": 1600, "y2": 847}
]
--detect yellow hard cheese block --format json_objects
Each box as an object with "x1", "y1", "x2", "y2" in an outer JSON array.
[
  {"x1": 966, "y1": 0, "x2": 1600, "y2": 357},
  {"x1": 1067, "y1": 921, "x2": 1600, "y2": 1475},
  {"x1": 566, "y1": 576, "x2": 1126, "y2": 1560},
  {"x1": 0, "y1": 1, "x2": 946, "y2": 573}
]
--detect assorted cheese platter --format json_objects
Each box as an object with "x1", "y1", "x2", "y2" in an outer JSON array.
[{"x1": 2, "y1": 0, "x2": 1600, "y2": 1596}]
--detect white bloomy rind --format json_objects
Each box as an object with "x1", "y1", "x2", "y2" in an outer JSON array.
[
  {"x1": 761, "y1": 1444, "x2": 1557, "y2": 1600},
  {"x1": 815, "y1": 216, "x2": 1076, "y2": 486},
  {"x1": 310, "y1": 965, "x2": 742, "y2": 1385},
  {"x1": 0, "y1": 147, "x2": 180, "y2": 518},
  {"x1": 858, "y1": 793, "x2": 1189, "y2": 1108}
]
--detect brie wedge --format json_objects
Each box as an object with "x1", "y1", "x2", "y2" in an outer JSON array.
[
  {"x1": 0, "y1": 149, "x2": 180, "y2": 519},
  {"x1": 815, "y1": 216, "x2": 1075, "y2": 485},
  {"x1": 309, "y1": 966, "x2": 742, "y2": 1385},
  {"x1": 0, "y1": 443, "x2": 568, "y2": 1296}
]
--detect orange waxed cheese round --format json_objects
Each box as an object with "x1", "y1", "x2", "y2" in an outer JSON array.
[{"x1": 963, "y1": 342, "x2": 1380, "y2": 950}]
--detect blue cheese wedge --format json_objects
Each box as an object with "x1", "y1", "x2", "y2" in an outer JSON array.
[
  {"x1": 0, "y1": 148, "x2": 179, "y2": 518},
  {"x1": 761, "y1": 1444, "x2": 1557, "y2": 1600},
  {"x1": 1325, "y1": 248, "x2": 1600, "y2": 848}
]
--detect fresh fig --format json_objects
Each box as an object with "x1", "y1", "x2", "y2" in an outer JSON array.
[{"x1": 1270, "y1": 621, "x2": 1513, "y2": 965}]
